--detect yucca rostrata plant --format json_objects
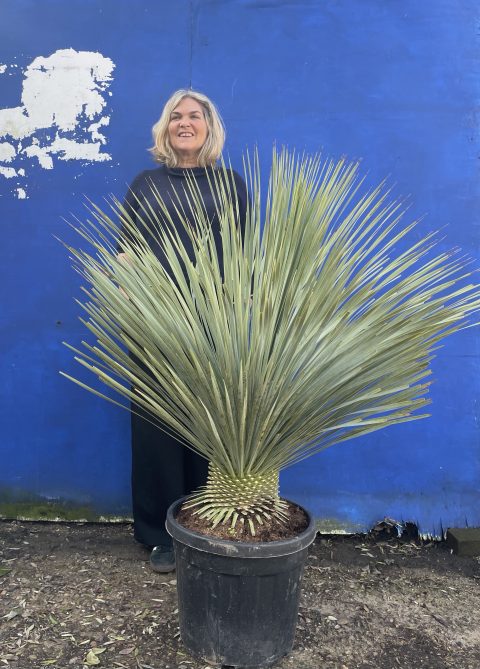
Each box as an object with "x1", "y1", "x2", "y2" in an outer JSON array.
[{"x1": 62, "y1": 149, "x2": 480, "y2": 536}]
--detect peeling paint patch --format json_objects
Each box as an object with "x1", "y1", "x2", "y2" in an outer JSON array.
[
  {"x1": 0, "y1": 141, "x2": 15, "y2": 162},
  {"x1": 0, "y1": 48, "x2": 115, "y2": 198},
  {"x1": 23, "y1": 142, "x2": 54, "y2": 169},
  {"x1": 0, "y1": 165, "x2": 17, "y2": 179}
]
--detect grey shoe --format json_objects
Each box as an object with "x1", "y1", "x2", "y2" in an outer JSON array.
[{"x1": 150, "y1": 545, "x2": 175, "y2": 573}]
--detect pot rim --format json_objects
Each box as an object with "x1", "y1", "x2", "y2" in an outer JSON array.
[{"x1": 166, "y1": 496, "x2": 317, "y2": 558}]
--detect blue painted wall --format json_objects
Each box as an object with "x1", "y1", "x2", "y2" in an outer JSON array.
[{"x1": 0, "y1": 0, "x2": 478, "y2": 534}]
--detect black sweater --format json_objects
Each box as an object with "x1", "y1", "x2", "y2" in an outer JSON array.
[{"x1": 118, "y1": 165, "x2": 248, "y2": 270}]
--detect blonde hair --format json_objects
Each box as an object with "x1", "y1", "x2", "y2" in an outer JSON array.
[{"x1": 150, "y1": 89, "x2": 225, "y2": 167}]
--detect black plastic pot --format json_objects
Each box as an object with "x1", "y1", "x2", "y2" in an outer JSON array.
[{"x1": 166, "y1": 498, "x2": 316, "y2": 668}]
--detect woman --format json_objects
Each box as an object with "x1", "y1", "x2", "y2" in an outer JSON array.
[{"x1": 118, "y1": 89, "x2": 248, "y2": 573}]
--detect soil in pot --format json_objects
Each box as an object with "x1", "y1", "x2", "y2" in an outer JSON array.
[{"x1": 176, "y1": 499, "x2": 309, "y2": 542}]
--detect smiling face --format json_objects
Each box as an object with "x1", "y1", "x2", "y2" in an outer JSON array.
[{"x1": 168, "y1": 97, "x2": 209, "y2": 167}]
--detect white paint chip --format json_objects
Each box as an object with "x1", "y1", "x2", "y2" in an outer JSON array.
[
  {"x1": 24, "y1": 143, "x2": 54, "y2": 169},
  {"x1": 0, "y1": 141, "x2": 16, "y2": 162},
  {"x1": 0, "y1": 48, "x2": 115, "y2": 198},
  {"x1": 0, "y1": 65, "x2": 6, "y2": 75},
  {"x1": 0, "y1": 165, "x2": 17, "y2": 178},
  {"x1": 48, "y1": 135, "x2": 112, "y2": 162}
]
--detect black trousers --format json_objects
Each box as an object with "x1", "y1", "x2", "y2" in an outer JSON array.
[{"x1": 131, "y1": 404, "x2": 208, "y2": 548}]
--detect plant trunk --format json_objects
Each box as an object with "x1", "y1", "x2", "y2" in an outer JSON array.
[{"x1": 182, "y1": 464, "x2": 288, "y2": 534}]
